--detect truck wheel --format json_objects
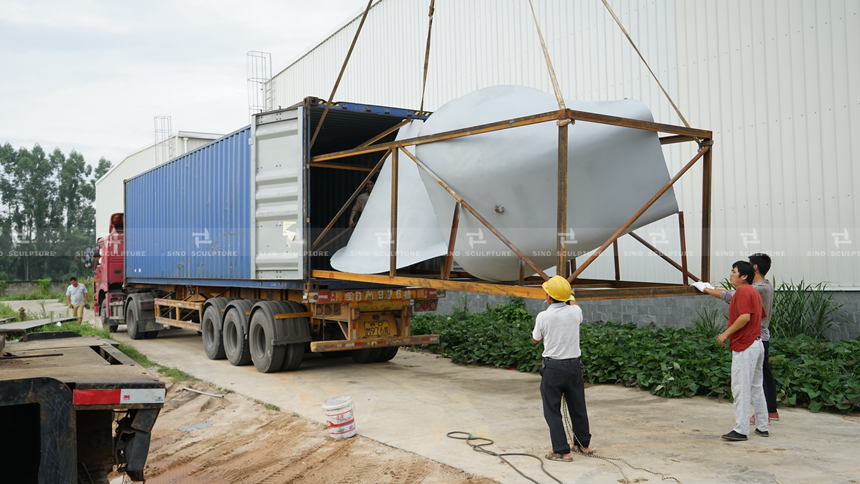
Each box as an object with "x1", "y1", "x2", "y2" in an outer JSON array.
[
  {"x1": 350, "y1": 348, "x2": 382, "y2": 363},
  {"x1": 249, "y1": 306, "x2": 284, "y2": 373},
  {"x1": 223, "y1": 301, "x2": 253, "y2": 366},
  {"x1": 100, "y1": 302, "x2": 117, "y2": 333},
  {"x1": 376, "y1": 346, "x2": 399, "y2": 362},
  {"x1": 277, "y1": 301, "x2": 307, "y2": 371},
  {"x1": 126, "y1": 301, "x2": 144, "y2": 340},
  {"x1": 201, "y1": 306, "x2": 226, "y2": 360}
]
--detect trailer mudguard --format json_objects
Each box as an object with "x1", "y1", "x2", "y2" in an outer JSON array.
[{"x1": 251, "y1": 301, "x2": 311, "y2": 345}]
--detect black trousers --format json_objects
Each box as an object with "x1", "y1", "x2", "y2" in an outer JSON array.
[
  {"x1": 762, "y1": 341, "x2": 778, "y2": 413},
  {"x1": 540, "y1": 358, "x2": 591, "y2": 453}
]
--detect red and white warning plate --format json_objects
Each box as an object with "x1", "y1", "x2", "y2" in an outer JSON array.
[{"x1": 73, "y1": 388, "x2": 166, "y2": 405}]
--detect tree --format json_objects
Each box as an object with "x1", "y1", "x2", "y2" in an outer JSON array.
[{"x1": 0, "y1": 142, "x2": 111, "y2": 281}]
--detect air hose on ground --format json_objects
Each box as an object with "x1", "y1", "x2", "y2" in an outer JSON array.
[{"x1": 447, "y1": 396, "x2": 682, "y2": 484}]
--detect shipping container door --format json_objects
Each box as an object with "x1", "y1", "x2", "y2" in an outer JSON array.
[{"x1": 251, "y1": 108, "x2": 304, "y2": 280}]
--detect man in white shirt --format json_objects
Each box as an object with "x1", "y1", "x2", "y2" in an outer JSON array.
[
  {"x1": 532, "y1": 275, "x2": 592, "y2": 461},
  {"x1": 66, "y1": 277, "x2": 88, "y2": 323}
]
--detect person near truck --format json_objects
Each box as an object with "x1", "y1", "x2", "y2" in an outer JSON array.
[
  {"x1": 693, "y1": 253, "x2": 778, "y2": 423},
  {"x1": 348, "y1": 178, "x2": 375, "y2": 228},
  {"x1": 708, "y1": 261, "x2": 769, "y2": 441},
  {"x1": 66, "y1": 277, "x2": 88, "y2": 323},
  {"x1": 531, "y1": 275, "x2": 592, "y2": 461}
]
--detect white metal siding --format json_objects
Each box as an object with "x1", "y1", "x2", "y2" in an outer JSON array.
[
  {"x1": 675, "y1": 0, "x2": 860, "y2": 288},
  {"x1": 270, "y1": 0, "x2": 860, "y2": 288}
]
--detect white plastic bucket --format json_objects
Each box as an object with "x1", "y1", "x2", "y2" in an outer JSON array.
[{"x1": 322, "y1": 395, "x2": 356, "y2": 439}]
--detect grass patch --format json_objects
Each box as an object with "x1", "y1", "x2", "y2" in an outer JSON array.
[
  {"x1": 158, "y1": 367, "x2": 199, "y2": 383},
  {"x1": 0, "y1": 291, "x2": 67, "y2": 302},
  {"x1": 412, "y1": 297, "x2": 860, "y2": 414},
  {"x1": 116, "y1": 343, "x2": 157, "y2": 367},
  {"x1": 254, "y1": 399, "x2": 280, "y2": 411}
]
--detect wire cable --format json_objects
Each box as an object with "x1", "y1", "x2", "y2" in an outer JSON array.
[{"x1": 446, "y1": 431, "x2": 563, "y2": 484}]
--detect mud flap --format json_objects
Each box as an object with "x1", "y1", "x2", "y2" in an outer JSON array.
[{"x1": 115, "y1": 409, "x2": 158, "y2": 482}]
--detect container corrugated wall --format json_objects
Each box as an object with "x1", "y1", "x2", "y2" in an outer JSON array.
[
  {"x1": 125, "y1": 127, "x2": 252, "y2": 282},
  {"x1": 269, "y1": 0, "x2": 860, "y2": 288}
]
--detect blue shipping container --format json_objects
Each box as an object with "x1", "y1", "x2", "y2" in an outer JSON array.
[{"x1": 125, "y1": 126, "x2": 252, "y2": 282}]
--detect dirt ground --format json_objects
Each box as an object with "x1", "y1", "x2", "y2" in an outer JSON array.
[{"x1": 110, "y1": 378, "x2": 497, "y2": 484}]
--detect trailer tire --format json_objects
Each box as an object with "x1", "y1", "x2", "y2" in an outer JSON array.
[
  {"x1": 277, "y1": 301, "x2": 307, "y2": 371},
  {"x1": 249, "y1": 304, "x2": 284, "y2": 373},
  {"x1": 201, "y1": 306, "x2": 226, "y2": 360},
  {"x1": 99, "y1": 302, "x2": 117, "y2": 333},
  {"x1": 126, "y1": 300, "x2": 144, "y2": 340},
  {"x1": 350, "y1": 348, "x2": 382, "y2": 364},
  {"x1": 223, "y1": 300, "x2": 254, "y2": 366},
  {"x1": 376, "y1": 346, "x2": 399, "y2": 362}
]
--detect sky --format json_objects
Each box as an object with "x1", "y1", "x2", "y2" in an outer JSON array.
[{"x1": 0, "y1": 0, "x2": 361, "y2": 168}]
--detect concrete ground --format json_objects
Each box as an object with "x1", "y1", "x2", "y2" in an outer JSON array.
[{"x1": 6, "y1": 299, "x2": 859, "y2": 483}]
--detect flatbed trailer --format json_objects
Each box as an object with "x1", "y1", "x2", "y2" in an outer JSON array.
[{"x1": 0, "y1": 331, "x2": 164, "y2": 483}]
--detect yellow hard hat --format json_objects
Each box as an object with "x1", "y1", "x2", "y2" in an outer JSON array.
[{"x1": 542, "y1": 275, "x2": 575, "y2": 302}]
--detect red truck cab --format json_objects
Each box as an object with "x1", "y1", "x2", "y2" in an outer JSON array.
[{"x1": 93, "y1": 213, "x2": 126, "y2": 331}]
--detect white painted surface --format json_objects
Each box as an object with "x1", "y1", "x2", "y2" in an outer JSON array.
[
  {"x1": 269, "y1": 0, "x2": 860, "y2": 287},
  {"x1": 252, "y1": 109, "x2": 305, "y2": 279}
]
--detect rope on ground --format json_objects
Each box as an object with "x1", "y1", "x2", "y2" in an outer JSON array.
[
  {"x1": 561, "y1": 396, "x2": 683, "y2": 484},
  {"x1": 599, "y1": 0, "x2": 690, "y2": 129},
  {"x1": 309, "y1": 0, "x2": 374, "y2": 148},
  {"x1": 418, "y1": 0, "x2": 435, "y2": 115},
  {"x1": 446, "y1": 431, "x2": 563, "y2": 484},
  {"x1": 526, "y1": 0, "x2": 566, "y2": 110}
]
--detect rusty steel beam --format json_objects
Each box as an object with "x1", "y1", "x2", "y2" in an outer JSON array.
[
  {"x1": 398, "y1": 147, "x2": 550, "y2": 280},
  {"x1": 568, "y1": 145, "x2": 710, "y2": 282},
  {"x1": 312, "y1": 110, "x2": 565, "y2": 162},
  {"x1": 310, "y1": 149, "x2": 390, "y2": 251},
  {"x1": 613, "y1": 240, "x2": 621, "y2": 281},
  {"x1": 309, "y1": 0, "x2": 373, "y2": 148},
  {"x1": 312, "y1": 269, "x2": 699, "y2": 301},
  {"x1": 315, "y1": 227, "x2": 353, "y2": 253},
  {"x1": 557, "y1": 120, "x2": 570, "y2": 278},
  {"x1": 564, "y1": 109, "x2": 712, "y2": 139},
  {"x1": 442, "y1": 203, "x2": 460, "y2": 280},
  {"x1": 701, "y1": 141, "x2": 714, "y2": 282},
  {"x1": 659, "y1": 135, "x2": 699, "y2": 145},
  {"x1": 390, "y1": 148, "x2": 399, "y2": 276},
  {"x1": 678, "y1": 211, "x2": 689, "y2": 285},
  {"x1": 357, "y1": 119, "x2": 412, "y2": 148},
  {"x1": 309, "y1": 162, "x2": 373, "y2": 172},
  {"x1": 628, "y1": 231, "x2": 700, "y2": 283}
]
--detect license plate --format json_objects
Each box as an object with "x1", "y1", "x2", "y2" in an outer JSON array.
[{"x1": 363, "y1": 321, "x2": 391, "y2": 337}]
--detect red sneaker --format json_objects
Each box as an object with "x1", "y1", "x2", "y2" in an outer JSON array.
[
  {"x1": 750, "y1": 415, "x2": 771, "y2": 424},
  {"x1": 768, "y1": 412, "x2": 779, "y2": 421}
]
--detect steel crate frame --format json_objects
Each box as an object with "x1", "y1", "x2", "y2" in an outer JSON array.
[{"x1": 307, "y1": 105, "x2": 713, "y2": 301}]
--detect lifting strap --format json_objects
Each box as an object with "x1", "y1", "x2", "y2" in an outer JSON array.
[
  {"x1": 418, "y1": 0, "x2": 436, "y2": 115},
  {"x1": 310, "y1": 0, "x2": 374, "y2": 148},
  {"x1": 600, "y1": 0, "x2": 691, "y2": 128},
  {"x1": 527, "y1": 0, "x2": 566, "y2": 110}
]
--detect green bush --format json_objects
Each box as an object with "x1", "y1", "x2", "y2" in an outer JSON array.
[
  {"x1": 412, "y1": 298, "x2": 859, "y2": 414},
  {"x1": 771, "y1": 280, "x2": 842, "y2": 339},
  {"x1": 37, "y1": 277, "x2": 52, "y2": 295}
]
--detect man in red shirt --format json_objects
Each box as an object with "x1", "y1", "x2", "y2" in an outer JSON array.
[{"x1": 718, "y1": 261, "x2": 769, "y2": 441}]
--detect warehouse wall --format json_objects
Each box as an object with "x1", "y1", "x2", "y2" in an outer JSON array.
[{"x1": 269, "y1": 0, "x2": 860, "y2": 290}]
